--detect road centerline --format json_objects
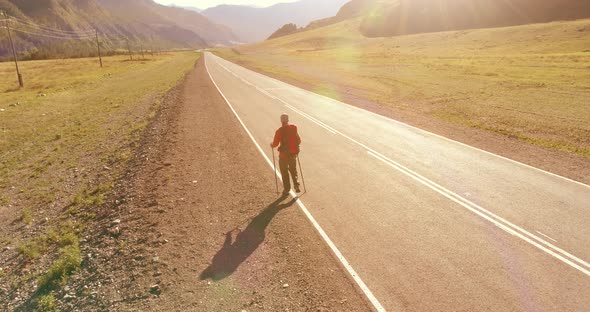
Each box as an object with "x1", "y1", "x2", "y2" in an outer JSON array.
[
  {"x1": 285, "y1": 104, "x2": 337, "y2": 134},
  {"x1": 209, "y1": 53, "x2": 590, "y2": 277},
  {"x1": 366, "y1": 150, "x2": 589, "y2": 276}
]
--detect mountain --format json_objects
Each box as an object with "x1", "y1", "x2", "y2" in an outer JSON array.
[
  {"x1": 96, "y1": 0, "x2": 235, "y2": 45},
  {"x1": 202, "y1": 0, "x2": 349, "y2": 43},
  {"x1": 299, "y1": 0, "x2": 590, "y2": 38},
  {"x1": 305, "y1": 0, "x2": 377, "y2": 29},
  {"x1": 267, "y1": 23, "x2": 299, "y2": 40},
  {"x1": 169, "y1": 4, "x2": 202, "y2": 13},
  {"x1": 0, "y1": 0, "x2": 236, "y2": 59},
  {"x1": 347, "y1": 0, "x2": 590, "y2": 37},
  {"x1": 182, "y1": 6, "x2": 202, "y2": 13}
]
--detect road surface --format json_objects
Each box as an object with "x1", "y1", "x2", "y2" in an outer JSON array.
[{"x1": 204, "y1": 52, "x2": 590, "y2": 312}]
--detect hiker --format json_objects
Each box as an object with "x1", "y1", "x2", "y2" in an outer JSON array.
[{"x1": 270, "y1": 113, "x2": 301, "y2": 195}]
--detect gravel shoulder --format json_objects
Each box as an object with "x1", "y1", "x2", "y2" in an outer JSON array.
[{"x1": 98, "y1": 57, "x2": 370, "y2": 311}]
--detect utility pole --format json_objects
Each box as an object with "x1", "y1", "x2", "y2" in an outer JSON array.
[
  {"x1": 126, "y1": 39, "x2": 133, "y2": 61},
  {"x1": 95, "y1": 29, "x2": 103, "y2": 68},
  {"x1": 140, "y1": 43, "x2": 145, "y2": 59},
  {"x1": 2, "y1": 11, "x2": 23, "y2": 88},
  {"x1": 150, "y1": 35, "x2": 155, "y2": 57}
]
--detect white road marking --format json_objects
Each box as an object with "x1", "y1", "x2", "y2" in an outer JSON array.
[
  {"x1": 211, "y1": 54, "x2": 590, "y2": 190},
  {"x1": 215, "y1": 61, "x2": 339, "y2": 136},
  {"x1": 205, "y1": 54, "x2": 387, "y2": 312},
  {"x1": 537, "y1": 231, "x2": 558, "y2": 243},
  {"x1": 367, "y1": 150, "x2": 589, "y2": 276},
  {"x1": 208, "y1": 54, "x2": 590, "y2": 277},
  {"x1": 285, "y1": 104, "x2": 337, "y2": 134}
]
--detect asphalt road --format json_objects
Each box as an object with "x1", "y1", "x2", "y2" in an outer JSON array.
[{"x1": 204, "y1": 52, "x2": 590, "y2": 312}]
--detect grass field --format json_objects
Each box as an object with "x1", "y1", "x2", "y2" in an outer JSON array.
[
  {"x1": 0, "y1": 52, "x2": 198, "y2": 309},
  {"x1": 215, "y1": 18, "x2": 590, "y2": 158}
]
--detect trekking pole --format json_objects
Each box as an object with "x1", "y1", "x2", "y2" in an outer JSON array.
[
  {"x1": 297, "y1": 155, "x2": 307, "y2": 193},
  {"x1": 271, "y1": 147, "x2": 279, "y2": 195}
]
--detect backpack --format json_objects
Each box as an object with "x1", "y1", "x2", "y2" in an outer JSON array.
[{"x1": 279, "y1": 125, "x2": 299, "y2": 155}]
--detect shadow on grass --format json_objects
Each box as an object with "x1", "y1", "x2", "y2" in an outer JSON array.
[
  {"x1": 199, "y1": 195, "x2": 297, "y2": 281},
  {"x1": 3, "y1": 86, "x2": 21, "y2": 93}
]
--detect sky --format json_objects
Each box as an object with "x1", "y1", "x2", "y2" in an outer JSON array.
[{"x1": 153, "y1": 0, "x2": 297, "y2": 10}]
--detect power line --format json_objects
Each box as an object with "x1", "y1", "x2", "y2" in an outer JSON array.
[
  {"x1": 9, "y1": 21, "x2": 95, "y2": 38},
  {"x1": 11, "y1": 22, "x2": 95, "y2": 38},
  {"x1": 1, "y1": 10, "x2": 161, "y2": 78},
  {"x1": 5, "y1": 24, "x2": 137, "y2": 45},
  {"x1": 2, "y1": 11, "x2": 24, "y2": 87},
  {"x1": 8, "y1": 16, "x2": 95, "y2": 35},
  {"x1": 8, "y1": 27, "x2": 95, "y2": 40},
  {"x1": 7, "y1": 18, "x2": 130, "y2": 41},
  {"x1": 8, "y1": 16, "x2": 155, "y2": 47}
]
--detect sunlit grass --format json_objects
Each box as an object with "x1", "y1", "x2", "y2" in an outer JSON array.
[
  {"x1": 214, "y1": 18, "x2": 590, "y2": 157},
  {"x1": 0, "y1": 52, "x2": 199, "y2": 305}
]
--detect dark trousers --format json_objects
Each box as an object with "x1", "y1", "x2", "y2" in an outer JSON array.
[{"x1": 279, "y1": 154, "x2": 299, "y2": 192}]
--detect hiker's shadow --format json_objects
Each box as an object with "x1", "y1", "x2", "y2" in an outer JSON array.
[{"x1": 199, "y1": 195, "x2": 297, "y2": 281}]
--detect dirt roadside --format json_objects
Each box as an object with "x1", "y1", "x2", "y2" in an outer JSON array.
[{"x1": 84, "y1": 57, "x2": 370, "y2": 311}]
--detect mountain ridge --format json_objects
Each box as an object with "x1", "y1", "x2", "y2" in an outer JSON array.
[
  {"x1": 0, "y1": 0, "x2": 236, "y2": 59},
  {"x1": 296, "y1": 0, "x2": 590, "y2": 38},
  {"x1": 202, "y1": 0, "x2": 348, "y2": 43}
]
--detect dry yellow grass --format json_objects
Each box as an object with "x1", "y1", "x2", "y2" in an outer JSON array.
[
  {"x1": 0, "y1": 53, "x2": 198, "y2": 305},
  {"x1": 215, "y1": 18, "x2": 590, "y2": 157},
  {"x1": 1, "y1": 53, "x2": 197, "y2": 190}
]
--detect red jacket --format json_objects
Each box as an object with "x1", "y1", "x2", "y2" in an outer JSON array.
[{"x1": 272, "y1": 124, "x2": 301, "y2": 158}]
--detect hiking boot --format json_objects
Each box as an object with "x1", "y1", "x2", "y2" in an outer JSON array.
[{"x1": 294, "y1": 184, "x2": 301, "y2": 193}]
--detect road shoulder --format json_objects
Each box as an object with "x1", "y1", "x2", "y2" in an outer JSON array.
[{"x1": 100, "y1": 56, "x2": 370, "y2": 311}]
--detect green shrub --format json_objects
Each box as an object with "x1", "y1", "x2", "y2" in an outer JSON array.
[
  {"x1": 17, "y1": 241, "x2": 42, "y2": 260},
  {"x1": 58, "y1": 232, "x2": 78, "y2": 248},
  {"x1": 37, "y1": 294, "x2": 59, "y2": 312},
  {"x1": 21, "y1": 207, "x2": 33, "y2": 225},
  {"x1": 37, "y1": 244, "x2": 81, "y2": 291}
]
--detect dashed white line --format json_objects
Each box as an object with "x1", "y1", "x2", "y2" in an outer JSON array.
[
  {"x1": 209, "y1": 53, "x2": 590, "y2": 277},
  {"x1": 367, "y1": 150, "x2": 589, "y2": 276},
  {"x1": 211, "y1": 54, "x2": 590, "y2": 190},
  {"x1": 286, "y1": 104, "x2": 337, "y2": 134}
]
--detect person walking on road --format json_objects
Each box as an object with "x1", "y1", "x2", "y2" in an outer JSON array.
[{"x1": 270, "y1": 114, "x2": 302, "y2": 195}]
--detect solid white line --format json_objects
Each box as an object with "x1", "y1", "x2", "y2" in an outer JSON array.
[
  {"x1": 212, "y1": 53, "x2": 590, "y2": 276},
  {"x1": 537, "y1": 231, "x2": 558, "y2": 243},
  {"x1": 204, "y1": 54, "x2": 386, "y2": 312},
  {"x1": 367, "y1": 151, "x2": 589, "y2": 276},
  {"x1": 210, "y1": 54, "x2": 590, "y2": 189}
]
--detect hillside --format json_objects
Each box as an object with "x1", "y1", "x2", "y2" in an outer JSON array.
[
  {"x1": 0, "y1": 0, "x2": 236, "y2": 60},
  {"x1": 215, "y1": 17, "x2": 590, "y2": 179},
  {"x1": 202, "y1": 0, "x2": 348, "y2": 43},
  {"x1": 267, "y1": 23, "x2": 299, "y2": 40},
  {"x1": 171, "y1": 4, "x2": 202, "y2": 13},
  {"x1": 306, "y1": 0, "x2": 378, "y2": 29},
  {"x1": 303, "y1": 0, "x2": 590, "y2": 37},
  {"x1": 98, "y1": 0, "x2": 235, "y2": 45}
]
